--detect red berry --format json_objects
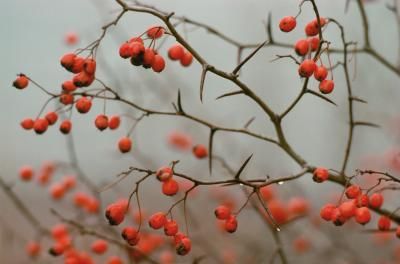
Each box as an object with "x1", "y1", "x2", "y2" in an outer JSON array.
[
  {"x1": 83, "y1": 58, "x2": 96, "y2": 75},
  {"x1": 214, "y1": 205, "x2": 231, "y2": 220},
  {"x1": 331, "y1": 208, "x2": 346, "y2": 226},
  {"x1": 305, "y1": 18, "x2": 327, "y2": 37},
  {"x1": 355, "y1": 207, "x2": 371, "y2": 225},
  {"x1": 308, "y1": 37, "x2": 320, "y2": 51},
  {"x1": 298, "y1": 59, "x2": 316, "y2": 78},
  {"x1": 180, "y1": 52, "x2": 193, "y2": 67},
  {"x1": 294, "y1": 39, "x2": 309, "y2": 56},
  {"x1": 156, "y1": 166, "x2": 173, "y2": 182},
  {"x1": 59, "y1": 93, "x2": 74, "y2": 105},
  {"x1": 91, "y1": 240, "x2": 108, "y2": 254},
  {"x1": 20, "y1": 118, "x2": 34, "y2": 130},
  {"x1": 128, "y1": 36, "x2": 144, "y2": 44},
  {"x1": 345, "y1": 185, "x2": 361, "y2": 199},
  {"x1": 13, "y1": 74, "x2": 29, "y2": 89},
  {"x1": 121, "y1": 227, "x2": 140, "y2": 246},
  {"x1": 118, "y1": 137, "x2": 132, "y2": 153},
  {"x1": 26, "y1": 241, "x2": 41, "y2": 257},
  {"x1": 143, "y1": 48, "x2": 156, "y2": 68},
  {"x1": 147, "y1": 26, "x2": 164, "y2": 39},
  {"x1": 162, "y1": 178, "x2": 179, "y2": 196},
  {"x1": 95, "y1": 114, "x2": 108, "y2": 131},
  {"x1": 339, "y1": 200, "x2": 356, "y2": 218},
  {"x1": 319, "y1": 80, "x2": 334, "y2": 94},
  {"x1": 164, "y1": 219, "x2": 179, "y2": 236},
  {"x1": 64, "y1": 31, "x2": 78, "y2": 45},
  {"x1": 320, "y1": 203, "x2": 336, "y2": 221},
  {"x1": 70, "y1": 56, "x2": 85, "y2": 73},
  {"x1": 49, "y1": 242, "x2": 65, "y2": 256},
  {"x1": 279, "y1": 16, "x2": 297, "y2": 32},
  {"x1": 60, "y1": 53, "x2": 76, "y2": 70},
  {"x1": 62, "y1": 80, "x2": 77, "y2": 92},
  {"x1": 73, "y1": 72, "x2": 94, "y2": 87},
  {"x1": 224, "y1": 215, "x2": 238, "y2": 233},
  {"x1": 60, "y1": 120, "x2": 72, "y2": 134},
  {"x1": 314, "y1": 66, "x2": 328, "y2": 81},
  {"x1": 61, "y1": 175, "x2": 76, "y2": 190},
  {"x1": 50, "y1": 183, "x2": 66, "y2": 200},
  {"x1": 149, "y1": 212, "x2": 167, "y2": 229},
  {"x1": 168, "y1": 44, "x2": 185, "y2": 60},
  {"x1": 108, "y1": 115, "x2": 121, "y2": 130},
  {"x1": 107, "y1": 256, "x2": 123, "y2": 264},
  {"x1": 151, "y1": 54, "x2": 166, "y2": 73},
  {"x1": 33, "y1": 118, "x2": 49, "y2": 134},
  {"x1": 312, "y1": 167, "x2": 329, "y2": 183},
  {"x1": 119, "y1": 42, "x2": 133, "y2": 58},
  {"x1": 19, "y1": 166, "x2": 34, "y2": 181},
  {"x1": 369, "y1": 193, "x2": 384, "y2": 209},
  {"x1": 175, "y1": 236, "x2": 191, "y2": 256},
  {"x1": 75, "y1": 97, "x2": 92, "y2": 114},
  {"x1": 45, "y1": 111, "x2": 58, "y2": 125},
  {"x1": 355, "y1": 194, "x2": 369, "y2": 207},
  {"x1": 105, "y1": 200, "x2": 128, "y2": 226},
  {"x1": 378, "y1": 216, "x2": 391, "y2": 231},
  {"x1": 193, "y1": 144, "x2": 208, "y2": 159}
]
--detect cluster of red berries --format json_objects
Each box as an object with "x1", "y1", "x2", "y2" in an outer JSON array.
[
  {"x1": 19, "y1": 111, "x2": 59, "y2": 135},
  {"x1": 60, "y1": 53, "x2": 96, "y2": 88},
  {"x1": 73, "y1": 191, "x2": 100, "y2": 214},
  {"x1": 156, "y1": 166, "x2": 179, "y2": 196},
  {"x1": 279, "y1": 16, "x2": 335, "y2": 94},
  {"x1": 214, "y1": 205, "x2": 238, "y2": 233}
]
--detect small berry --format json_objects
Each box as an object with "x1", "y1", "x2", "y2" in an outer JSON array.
[
  {"x1": 378, "y1": 216, "x2": 391, "y2": 231},
  {"x1": 50, "y1": 183, "x2": 66, "y2": 200},
  {"x1": 13, "y1": 74, "x2": 29, "y2": 89},
  {"x1": 118, "y1": 137, "x2": 132, "y2": 153},
  {"x1": 91, "y1": 240, "x2": 108, "y2": 255},
  {"x1": 331, "y1": 208, "x2": 346, "y2": 226},
  {"x1": 149, "y1": 212, "x2": 167, "y2": 229},
  {"x1": 73, "y1": 72, "x2": 94, "y2": 87},
  {"x1": 61, "y1": 175, "x2": 76, "y2": 190},
  {"x1": 21, "y1": 118, "x2": 34, "y2": 130},
  {"x1": 193, "y1": 144, "x2": 208, "y2": 159},
  {"x1": 308, "y1": 37, "x2": 320, "y2": 51},
  {"x1": 162, "y1": 178, "x2": 179, "y2": 196},
  {"x1": 75, "y1": 97, "x2": 92, "y2": 114},
  {"x1": 60, "y1": 53, "x2": 76, "y2": 70},
  {"x1": 356, "y1": 194, "x2": 369, "y2": 207},
  {"x1": 95, "y1": 114, "x2": 108, "y2": 131},
  {"x1": 105, "y1": 200, "x2": 128, "y2": 225},
  {"x1": 26, "y1": 241, "x2": 41, "y2": 257},
  {"x1": 45, "y1": 112, "x2": 58, "y2": 125},
  {"x1": 369, "y1": 193, "x2": 384, "y2": 209},
  {"x1": 168, "y1": 44, "x2": 185, "y2": 60},
  {"x1": 180, "y1": 52, "x2": 193, "y2": 67},
  {"x1": 320, "y1": 203, "x2": 336, "y2": 221},
  {"x1": 175, "y1": 236, "x2": 191, "y2": 255},
  {"x1": 59, "y1": 120, "x2": 72, "y2": 134},
  {"x1": 279, "y1": 16, "x2": 297, "y2": 32},
  {"x1": 64, "y1": 31, "x2": 79, "y2": 45},
  {"x1": 33, "y1": 118, "x2": 49, "y2": 134},
  {"x1": 19, "y1": 166, "x2": 34, "y2": 181},
  {"x1": 59, "y1": 93, "x2": 74, "y2": 105},
  {"x1": 107, "y1": 256, "x2": 123, "y2": 264},
  {"x1": 298, "y1": 59, "x2": 316, "y2": 78},
  {"x1": 294, "y1": 39, "x2": 309, "y2": 56},
  {"x1": 143, "y1": 48, "x2": 156, "y2": 68},
  {"x1": 215, "y1": 205, "x2": 231, "y2": 220},
  {"x1": 314, "y1": 66, "x2": 328, "y2": 81},
  {"x1": 339, "y1": 200, "x2": 356, "y2": 218},
  {"x1": 108, "y1": 115, "x2": 121, "y2": 130},
  {"x1": 122, "y1": 227, "x2": 140, "y2": 246},
  {"x1": 119, "y1": 42, "x2": 133, "y2": 59},
  {"x1": 151, "y1": 54, "x2": 166, "y2": 73},
  {"x1": 83, "y1": 58, "x2": 96, "y2": 75},
  {"x1": 49, "y1": 242, "x2": 65, "y2": 256},
  {"x1": 62, "y1": 80, "x2": 77, "y2": 92},
  {"x1": 345, "y1": 185, "x2": 361, "y2": 199},
  {"x1": 312, "y1": 167, "x2": 329, "y2": 183},
  {"x1": 355, "y1": 207, "x2": 371, "y2": 225},
  {"x1": 164, "y1": 219, "x2": 179, "y2": 236},
  {"x1": 147, "y1": 26, "x2": 164, "y2": 39},
  {"x1": 224, "y1": 215, "x2": 238, "y2": 233},
  {"x1": 156, "y1": 166, "x2": 173, "y2": 182},
  {"x1": 319, "y1": 80, "x2": 334, "y2": 94},
  {"x1": 70, "y1": 56, "x2": 85, "y2": 73}
]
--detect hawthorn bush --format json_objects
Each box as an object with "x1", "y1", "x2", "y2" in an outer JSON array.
[{"x1": 3, "y1": 0, "x2": 400, "y2": 263}]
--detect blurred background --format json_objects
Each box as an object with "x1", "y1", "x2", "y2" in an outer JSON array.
[{"x1": 1, "y1": 0, "x2": 400, "y2": 263}]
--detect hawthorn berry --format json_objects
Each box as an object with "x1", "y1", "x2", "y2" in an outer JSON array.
[
  {"x1": 193, "y1": 144, "x2": 208, "y2": 159},
  {"x1": 59, "y1": 93, "x2": 74, "y2": 105},
  {"x1": 305, "y1": 18, "x2": 327, "y2": 37},
  {"x1": 83, "y1": 58, "x2": 96, "y2": 75},
  {"x1": 319, "y1": 79, "x2": 334, "y2": 94},
  {"x1": 73, "y1": 192, "x2": 90, "y2": 208},
  {"x1": 224, "y1": 215, "x2": 238, "y2": 233},
  {"x1": 164, "y1": 219, "x2": 179, "y2": 236},
  {"x1": 156, "y1": 166, "x2": 173, "y2": 182},
  {"x1": 13, "y1": 74, "x2": 29, "y2": 89},
  {"x1": 60, "y1": 53, "x2": 76, "y2": 70},
  {"x1": 369, "y1": 193, "x2": 384, "y2": 209},
  {"x1": 162, "y1": 178, "x2": 179, "y2": 196},
  {"x1": 19, "y1": 165, "x2": 34, "y2": 181},
  {"x1": 91, "y1": 240, "x2": 108, "y2": 254},
  {"x1": 147, "y1": 26, "x2": 164, "y2": 39},
  {"x1": 51, "y1": 224, "x2": 68, "y2": 239},
  {"x1": 60, "y1": 120, "x2": 72, "y2": 134},
  {"x1": 279, "y1": 16, "x2": 297, "y2": 32},
  {"x1": 61, "y1": 175, "x2": 76, "y2": 190},
  {"x1": 50, "y1": 184, "x2": 66, "y2": 200},
  {"x1": 95, "y1": 114, "x2": 108, "y2": 131},
  {"x1": 355, "y1": 207, "x2": 371, "y2": 225},
  {"x1": 62, "y1": 80, "x2": 77, "y2": 92},
  {"x1": 108, "y1": 115, "x2": 121, "y2": 130},
  {"x1": 105, "y1": 200, "x2": 128, "y2": 225},
  {"x1": 314, "y1": 66, "x2": 328, "y2": 81},
  {"x1": 298, "y1": 59, "x2": 317, "y2": 78},
  {"x1": 143, "y1": 48, "x2": 156, "y2": 68},
  {"x1": 73, "y1": 71, "x2": 94, "y2": 87},
  {"x1": 312, "y1": 167, "x2": 329, "y2": 183},
  {"x1": 331, "y1": 208, "x2": 346, "y2": 226},
  {"x1": 26, "y1": 241, "x2": 41, "y2": 257},
  {"x1": 75, "y1": 97, "x2": 92, "y2": 114},
  {"x1": 149, "y1": 212, "x2": 167, "y2": 229},
  {"x1": 175, "y1": 235, "x2": 191, "y2": 255},
  {"x1": 49, "y1": 242, "x2": 65, "y2": 256},
  {"x1": 356, "y1": 194, "x2": 369, "y2": 207},
  {"x1": 122, "y1": 226, "x2": 140, "y2": 246},
  {"x1": 339, "y1": 200, "x2": 356, "y2": 218},
  {"x1": 378, "y1": 216, "x2": 391, "y2": 231},
  {"x1": 151, "y1": 54, "x2": 166, "y2": 73},
  {"x1": 21, "y1": 118, "x2": 35, "y2": 130},
  {"x1": 45, "y1": 111, "x2": 58, "y2": 125},
  {"x1": 119, "y1": 42, "x2": 133, "y2": 59},
  {"x1": 70, "y1": 56, "x2": 85, "y2": 73},
  {"x1": 320, "y1": 203, "x2": 336, "y2": 221},
  {"x1": 345, "y1": 185, "x2": 361, "y2": 199},
  {"x1": 180, "y1": 52, "x2": 193, "y2": 67},
  {"x1": 85, "y1": 197, "x2": 100, "y2": 214},
  {"x1": 168, "y1": 44, "x2": 185, "y2": 60},
  {"x1": 215, "y1": 205, "x2": 232, "y2": 220},
  {"x1": 107, "y1": 256, "x2": 124, "y2": 264},
  {"x1": 118, "y1": 137, "x2": 132, "y2": 153},
  {"x1": 308, "y1": 37, "x2": 320, "y2": 51},
  {"x1": 294, "y1": 39, "x2": 309, "y2": 56},
  {"x1": 129, "y1": 36, "x2": 144, "y2": 44},
  {"x1": 33, "y1": 118, "x2": 49, "y2": 134}
]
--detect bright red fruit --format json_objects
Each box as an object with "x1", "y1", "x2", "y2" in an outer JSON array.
[
  {"x1": 33, "y1": 118, "x2": 49, "y2": 134},
  {"x1": 378, "y1": 216, "x2": 391, "y2": 231},
  {"x1": 118, "y1": 137, "x2": 132, "y2": 153},
  {"x1": 279, "y1": 16, "x2": 297, "y2": 32},
  {"x1": 369, "y1": 193, "x2": 384, "y2": 209},
  {"x1": 13, "y1": 74, "x2": 29, "y2": 89},
  {"x1": 312, "y1": 167, "x2": 329, "y2": 183},
  {"x1": 294, "y1": 39, "x2": 309, "y2": 56},
  {"x1": 355, "y1": 207, "x2": 371, "y2": 225},
  {"x1": 162, "y1": 178, "x2": 179, "y2": 196},
  {"x1": 91, "y1": 240, "x2": 108, "y2": 254},
  {"x1": 75, "y1": 97, "x2": 92, "y2": 114},
  {"x1": 149, "y1": 212, "x2": 167, "y2": 229},
  {"x1": 298, "y1": 59, "x2": 316, "y2": 78},
  {"x1": 345, "y1": 185, "x2": 361, "y2": 199},
  {"x1": 224, "y1": 215, "x2": 238, "y2": 233},
  {"x1": 94, "y1": 114, "x2": 108, "y2": 131},
  {"x1": 108, "y1": 115, "x2": 121, "y2": 130},
  {"x1": 193, "y1": 144, "x2": 208, "y2": 159},
  {"x1": 156, "y1": 166, "x2": 173, "y2": 182},
  {"x1": 215, "y1": 205, "x2": 232, "y2": 220},
  {"x1": 164, "y1": 219, "x2": 179, "y2": 236},
  {"x1": 21, "y1": 118, "x2": 34, "y2": 130},
  {"x1": 314, "y1": 66, "x2": 328, "y2": 81},
  {"x1": 168, "y1": 44, "x2": 185, "y2": 60},
  {"x1": 59, "y1": 120, "x2": 72, "y2": 134},
  {"x1": 319, "y1": 80, "x2": 334, "y2": 94}
]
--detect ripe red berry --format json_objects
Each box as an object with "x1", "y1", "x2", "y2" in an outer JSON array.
[
  {"x1": 224, "y1": 215, "x2": 238, "y2": 233},
  {"x1": 61, "y1": 175, "x2": 76, "y2": 190},
  {"x1": 26, "y1": 241, "x2": 41, "y2": 257},
  {"x1": 308, "y1": 37, "x2": 320, "y2": 51},
  {"x1": 121, "y1": 227, "x2": 140, "y2": 246},
  {"x1": 105, "y1": 200, "x2": 128, "y2": 225},
  {"x1": 339, "y1": 200, "x2": 356, "y2": 218},
  {"x1": 118, "y1": 137, "x2": 132, "y2": 153},
  {"x1": 50, "y1": 183, "x2": 66, "y2": 200},
  {"x1": 61, "y1": 80, "x2": 77, "y2": 92},
  {"x1": 59, "y1": 120, "x2": 72, "y2": 134},
  {"x1": 49, "y1": 242, "x2": 65, "y2": 256},
  {"x1": 83, "y1": 58, "x2": 96, "y2": 75},
  {"x1": 108, "y1": 115, "x2": 121, "y2": 130},
  {"x1": 20, "y1": 118, "x2": 35, "y2": 130},
  {"x1": 345, "y1": 185, "x2": 361, "y2": 199},
  {"x1": 164, "y1": 219, "x2": 179, "y2": 236},
  {"x1": 175, "y1": 235, "x2": 191, "y2": 256},
  {"x1": 279, "y1": 16, "x2": 297, "y2": 32},
  {"x1": 369, "y1": 193, "x2": 384, "y2": 209},
  {"x1": 319, "y1": 80, "x2": 334, "y2": 94},
  {"x1": 162, "y1": 178, "x2": 179, "y2": 196},
  {"x1": 378, "y1": 216, "x2": 391, "y2": 231},
  {"x1": 287, "y1": 197, "x2": 309, "y2": 216},
  {"x1": 75, "y1": 97, "x2": 92, "y2": 114},
  {"x1": 215, "y1": 205, "x2": 231, "y2": 220},
  {"x1": 320, "y1": 203, "x2": 336, "y2": 221},
  {"x1": 298, "y1": 59, "x2": 316, "y2": 78},
  {"x1": 33, "y1": 118, "x2": 49, "y2": 134},
  {"x1": 147, "y1": 26, "x2": 164, "y2": 39},
  {"x1": 13, "y1": 74, "x2": 29, "y2": 89},
  {"x1": 355, "y1": 207, "x2": 371, "y2": 225},
  {"x1": 59, "y1": 93, "x2": 74, "y2": 105},
  {"x1": 356, "y1": 194, "x2": 369, "y2": 207},
  {"x1": 107, "y1": 256, "x2": 123, "y2": 264},
  {"x1": 312, "y1": 167, "x2": 329, "y2": 183},
  {"x1": 149, "y1": 212, "x2": 167, "y2": 229},
  {"x1": 331, "y1": 208, "x2": 346, "y2": 226},
  {"x1": 60, "y1": 53, "x2": 76, "y2": 70},
  {"x1": 294, "y1": 39, "x2": 309, "y2": 56},
  {"x1": 91, "y1": 240, "x2": 108, "y2": 255},
  {"x1": 151, "y1": 54, "x2": 166, "y2": 73},
  {"x1": 314, "y1": 66, "x2": 328, "y2": 81},
  {"x1": 70, "y1": 56, "x2": 85, "y2": 73},
  {"x1": 193, "y1": 144, "x2": 208, "y2": 159},
  {"x1": 180, "y1": 52, "x2": 193, "y2": 67},
  {"x1": 143, "y1": 48, "x2": 156, "y2": 68},
  {"x1": 119, "y1": 42, "x2": 133, "y2": 59},
  {"x1": 73, "y1": 72, "x2": 94, "y2": 87},
  {"x1": 45, "y1": 112, "x2": 58, "y2": 125},
  {"x1": 19, "y1": 166, "x2": 34, "y2": 181},
  {"x1": 95, "y1": 114, "x2": 108, "y2": 131},
  {"x1": 156, "y1": 166, "x2": 173, "y2": 182},
  {"x1": 168, "y1": 44, "x2": 185, "y2": 60},
  {"x1": 305, "y1": 18, "x2": 327, "y2": 37}
]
